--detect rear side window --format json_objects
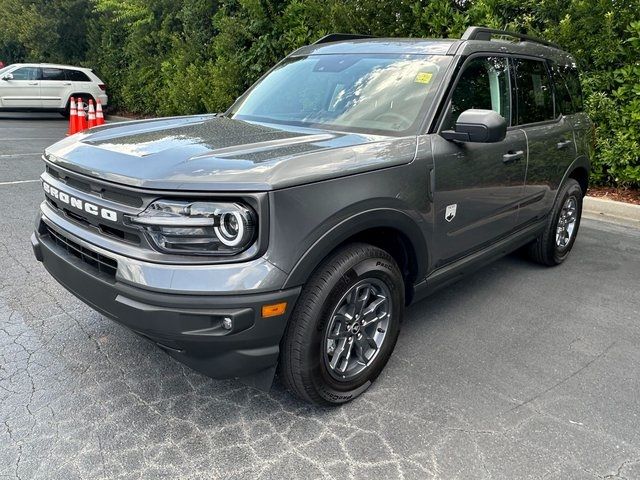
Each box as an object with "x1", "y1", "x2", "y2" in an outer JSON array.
[
  {"x1": 513, "y1": 58, "x2": 555, "y2": 125},
  {"x1": 551, "y1": 62, "x2": 583, "y2": 114},
  {"x1": 445, "y1": 56, "x2": 511, "y2": 129},
  {"x1": 10, "y1": 67, "x2": 39, "y2": 81},
  {"x1": 66, "y1": 69, "x2": 91, "y2": 82},
  {"x1": 41, "y1": 68, "x2": 66, "y2": 81}
]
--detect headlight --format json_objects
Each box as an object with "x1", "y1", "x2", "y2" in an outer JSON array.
[{"x1": 127, "y1": 200, "x2": 256, "y2": 255}]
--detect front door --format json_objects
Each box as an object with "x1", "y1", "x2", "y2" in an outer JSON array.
[
  {"x1": 431, "y1": 55, "x2": 527, "y2": 268},
  {"x1": 0, "y1": 66, "x2": 41, "y2": 108}
]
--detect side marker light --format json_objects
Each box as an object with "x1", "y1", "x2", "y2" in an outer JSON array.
[{"x1": 261, "y1": 302, "x2": 287, "y2": 318}]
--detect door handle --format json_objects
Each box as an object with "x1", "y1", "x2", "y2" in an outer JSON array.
[
  {"x1": 557, "y1": 139, "x2": 572, "y2": 150},
  {"x1": 502, "y1": 150, "x2": 524, "y2": 164},
  {"x1": 63, "y1": 82, "x2": 72, "y2": 86},
  {"x1": 27, "y1": 82, "x2": 38, "y2": 86}
]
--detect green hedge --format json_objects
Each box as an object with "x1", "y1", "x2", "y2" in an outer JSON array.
[{"x1": 1, "y1": 0, "x2": 638, "y2": 187}]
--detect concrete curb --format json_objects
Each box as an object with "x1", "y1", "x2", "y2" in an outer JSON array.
[{"x1": 583, "y1": 196, "x2": 640, "y2": 227}]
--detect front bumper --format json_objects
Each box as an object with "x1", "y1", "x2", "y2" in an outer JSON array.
[{"x1": 32, "y1": 214, "x2": 300, "y2": 383}]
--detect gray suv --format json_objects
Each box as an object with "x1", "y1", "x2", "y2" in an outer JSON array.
[{"x1": 32, "y1": 27, "x2": 592, "y2": 405}]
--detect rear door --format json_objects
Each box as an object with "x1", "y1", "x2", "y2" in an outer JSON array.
[
  {"x1": 431, "y1": 55, "x2": 527, "y2": 267},
  {"x1": 40, "y1": 67, "x2": 70, "y2": 109},
  {"x1": 512, "y1": 57, "x2": 577, "y2": 225},
  {"x1": 551, "y1": 61, "x2": 591, "y2": 160},
  {"x1": 0, "y1": 66, "x2": 41, "y2": 108}
]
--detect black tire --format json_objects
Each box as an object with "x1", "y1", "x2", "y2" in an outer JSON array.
[
  {"x1": 527, "y1": 178, "x2": 583, "y2": 266},
  {"x1": 280, "y1": 243, "x2": 405, "y2": 406}
]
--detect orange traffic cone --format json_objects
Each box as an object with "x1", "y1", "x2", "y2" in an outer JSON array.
[
  {"x1": 76, "y1": 98, "x2": 87, "y2": 132},
  {"x1": 87, "y1": 100, "x2": 96, "y2": 128},
  {"x1": 95, "y1": 100, "x2": 105, "y2": 126},
  {"x1": 67, "y1": 97, "x2": 77, "y2": 135}
]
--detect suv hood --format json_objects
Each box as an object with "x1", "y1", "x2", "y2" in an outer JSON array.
[{"x1": 45, "y1": 115, "x2": 417, "y2": 191}]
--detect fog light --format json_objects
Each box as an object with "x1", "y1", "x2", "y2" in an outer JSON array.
[{"x1": 222, "y1": 317, "x2": 233, "y2": 330}]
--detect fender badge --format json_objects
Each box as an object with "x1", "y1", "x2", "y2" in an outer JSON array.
[{"x1": 445, "y1": 204, "x2": 457, "y2": 222}]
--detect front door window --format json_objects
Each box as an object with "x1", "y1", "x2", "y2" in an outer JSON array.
[
  {"x1": 10, "y1": 67, "x2": 39, "y2": 81},
  {"x1": 445, "y1": 56, "x2": 511, "y2": 129}
]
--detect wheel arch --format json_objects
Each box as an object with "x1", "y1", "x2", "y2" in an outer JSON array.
[
  {"x1": 282, "y1": 209, "x2": 428, "y2": 304},
  {"x1": 65, "y1": 92, "x2": 96, "y2": 107},
  {"x1": 555, "y1": 155, "x2": 590, "y2": 205},
  {"x1": 568, "y1": 165, "x2": 589, "y2": 195}
]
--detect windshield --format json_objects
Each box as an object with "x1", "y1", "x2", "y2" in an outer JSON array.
[
  {"x1": 0, "y1": 65, "x2": 12, "y2": 76},
  {"x1": 229, "y1": 54, "x2": 450, "y2": 135}
]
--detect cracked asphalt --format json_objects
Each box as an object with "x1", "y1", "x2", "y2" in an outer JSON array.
[{"x1": 1, "y1": 113, "x2": 640, "y2": 480}]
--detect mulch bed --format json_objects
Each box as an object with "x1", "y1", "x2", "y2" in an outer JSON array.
[{"x1": 588, "y1": 187, "x2": 640, "y2": 205}]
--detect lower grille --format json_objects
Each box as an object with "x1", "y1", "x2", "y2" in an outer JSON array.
[{"x1": 46, "y1": 225, "x2": 118, "y2": 278}]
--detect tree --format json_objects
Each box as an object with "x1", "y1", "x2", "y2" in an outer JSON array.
[{"x1": 1, "y1": 0, "x2": 637, "y2": 186}]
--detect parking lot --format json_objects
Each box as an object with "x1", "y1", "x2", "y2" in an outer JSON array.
[{"x1": 1, "y1": 113, "x2": 640, "y2": 479}]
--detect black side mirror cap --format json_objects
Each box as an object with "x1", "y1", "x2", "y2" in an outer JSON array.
[{"x1": 441, "y1": 109, "x2": 507, "y2": 143}]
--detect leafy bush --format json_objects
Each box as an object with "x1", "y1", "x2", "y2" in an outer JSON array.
[
  {"x1": 1, "y1": 0, "x2": 638, "y2": 187},
  {"x1": 584, "y1": 22, "x2": 640, "y2": 187}
]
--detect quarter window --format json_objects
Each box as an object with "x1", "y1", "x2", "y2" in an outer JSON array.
[
  {"x1": 564, "y1": 66, "x2": 583, "y2": 112},
  {"x1": 66, "y1": 70, "x2": 91, "y2": 82},
  {"x1": 445, "y1": 56, "x2": 511, "y2": 129},
  {"x1": 10, "y1": 67, "x2": 39, "y2": 81},
  {"x1": 513, "y1": 58, "x2": 555, "y2": 124},
  {"x1": 551, "y1": 62, "x2": 583, "y2": 114}
]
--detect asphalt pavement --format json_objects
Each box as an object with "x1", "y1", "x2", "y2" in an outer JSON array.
[{"x1": 1, "y1": 113, "x2": 640, "y2": 480}]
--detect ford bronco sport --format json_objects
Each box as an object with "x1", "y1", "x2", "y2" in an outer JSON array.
[{"x1": 32, "y1": 27, "x2": 592, "y2": 405}]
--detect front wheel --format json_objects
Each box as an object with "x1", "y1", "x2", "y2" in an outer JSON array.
[
  {"x1": 280, "y1": 243, "x2": 404, "y2": 405},
  {"x1": 526, "y1": 178, "x2": 583, "y2": 266}
]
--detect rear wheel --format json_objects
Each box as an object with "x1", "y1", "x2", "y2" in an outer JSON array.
[
  {"x1": 280, "y1": 243, "x2": 404, "y2": 406},
  {"x1": 526, "y1": 178, "x2": 583, "y2": 266},
  {"x1": 61, "y1": 94, "x2": 94, "y2": 118}
]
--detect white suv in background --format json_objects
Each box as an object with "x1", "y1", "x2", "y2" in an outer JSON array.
[{"x1": 0, "y1": 63, "x2": 108, "y2": 116}]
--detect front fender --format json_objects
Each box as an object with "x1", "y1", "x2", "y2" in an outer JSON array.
[{"x1": 282, "y1": 208, "x2": 428, "y2": 289}]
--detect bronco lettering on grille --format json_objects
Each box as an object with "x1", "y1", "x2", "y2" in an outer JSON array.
[{"x1": 42, "y1": 181, "x2": 118, "y2": 222}]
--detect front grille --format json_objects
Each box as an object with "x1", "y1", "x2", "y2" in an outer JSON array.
[
  {"x1": 46, "y1": 225, "x2": 118, "y2": 278},
  {"x1": 45, "y1": 198, "x2": 141, "y2": 245}
]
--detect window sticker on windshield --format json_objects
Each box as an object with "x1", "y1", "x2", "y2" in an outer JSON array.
[{"x1": 414, "y1": 72, "x2": 433, "y2": 84}]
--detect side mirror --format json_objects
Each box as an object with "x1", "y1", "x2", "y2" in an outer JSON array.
[
  {"x1": 1, "y1": 73, "x2": 13, "y2": 81},
  {"x1": 441, "y1": 109, "x2": 507, "y2": 143}
]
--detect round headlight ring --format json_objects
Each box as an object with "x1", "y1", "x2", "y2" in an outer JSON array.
[{"x1": 215, "y1": 210, "x2": 247, "y2": 247}]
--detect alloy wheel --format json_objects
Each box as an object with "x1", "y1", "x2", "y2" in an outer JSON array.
[
  {"x1": 556, "y1": 195, "x2": 578, "y2": 249},
  {"x1": 323, "y1": 278, "x2": 392, "y2": 381}
]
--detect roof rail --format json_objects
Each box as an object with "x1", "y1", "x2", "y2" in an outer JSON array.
[
  {"x1": 313, "y1": 33, "x2": 376, "y2": 45},
  {"x1": 461, "y1": 26, "x2": 562, "y2": 50}
]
